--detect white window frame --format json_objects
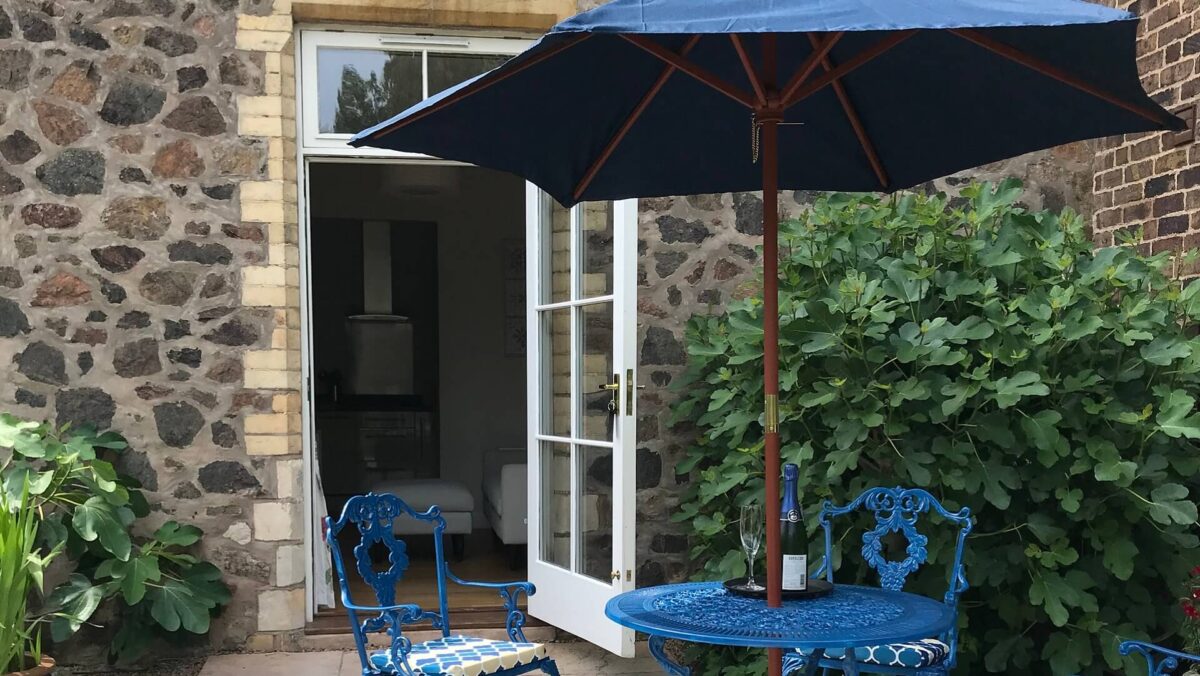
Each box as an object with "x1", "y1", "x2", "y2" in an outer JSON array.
[{"x1": 298, "y1": 29, "x2": 532, "y2": 158}]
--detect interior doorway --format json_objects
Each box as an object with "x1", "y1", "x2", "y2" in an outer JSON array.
[{"x1": 304, "y1": 160, "x2": 536, "y2": 631}]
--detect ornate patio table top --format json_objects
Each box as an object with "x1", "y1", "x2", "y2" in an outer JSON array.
[{"x1": 605, "y1": 581, "x2": 956, "y2": 651}]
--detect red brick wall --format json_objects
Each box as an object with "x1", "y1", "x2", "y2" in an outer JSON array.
[{"x1": 1094, "y1": 0, "x2": 1200, "y2": 271}]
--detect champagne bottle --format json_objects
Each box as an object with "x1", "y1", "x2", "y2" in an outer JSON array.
[{"x1": 780, "y1": 463, "x2": 807, "y2": 591}]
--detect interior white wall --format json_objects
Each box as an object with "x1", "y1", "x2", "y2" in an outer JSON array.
[{"x1": 309, "y1": 162, "x2": 527, "y2": 522}]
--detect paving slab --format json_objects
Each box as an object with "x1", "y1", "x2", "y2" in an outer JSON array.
[
  {"x1": 199, "y1": 651, "x2": 345, "y2": 675},
  {"x1": 198, "y1": 642, "x2": 661, "y2": 676}
]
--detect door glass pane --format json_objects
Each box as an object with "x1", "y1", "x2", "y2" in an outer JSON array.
[
  {"x1": 579, "y1": 202, "x2": 614, "y2": 299},
  {"x1": 579, "y1": 444, "x2": 613, "y2": 582},
  {"x1": 540, "y1": 441, "x2": 571, "y2": 569},
  {"x1": 579, "y1": 302, "x2": 614, "y2": 442},
  {"x1": 541, "y1": 308, "x2": 571, "y2": 437},
  {"x1": 317, "y1": 48, "x2": 422, "y2": 134},
  {"x1": 541, "y1": 198, "x2": 571, "y2": 304},
  {"x1": 428, "y1": 52, "x2": 510, "y2": 96}
]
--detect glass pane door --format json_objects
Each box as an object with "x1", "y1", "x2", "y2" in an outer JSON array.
[{"x1": 526, "y1": 188, "x2": 637, "y2": 656}]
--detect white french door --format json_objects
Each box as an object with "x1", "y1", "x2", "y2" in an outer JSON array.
[{"x1": 525, "y1": 186, "x2": 638, "y2": 657}]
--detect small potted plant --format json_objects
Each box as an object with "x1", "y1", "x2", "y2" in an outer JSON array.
[{"x1": 0, "y1": 482, "x2": 58, "y2": 676}]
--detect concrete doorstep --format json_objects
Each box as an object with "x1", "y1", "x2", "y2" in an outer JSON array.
[{"x1": 197, "y1": 641, "x2": 662, "y2": 675}]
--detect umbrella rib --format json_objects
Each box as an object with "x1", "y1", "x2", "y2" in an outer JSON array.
[
  {"x1": 621, "y1": 34, "x2": 757, "y2": 108},
  {"x1": 951, "y1": 28, "x2": 1177, "y2": 127},
  {"x1": 364, "y1": 33, "x2": 592, "y2": 139},
  {"x1": 730, "y1": 34, "x2": 767, "y2": 106},
  {"x1": 784, "y1": 30, "x2": 918, "y2": 108},
  {"x1": 573, "y1": 35, "x2": 703, "y2": 200},
  {"x1": 780, "y1": 32, "x2": 844, "y2": 104},
  {"x1": 806, "y1": 34, "x2": 889, "y2": 189}
]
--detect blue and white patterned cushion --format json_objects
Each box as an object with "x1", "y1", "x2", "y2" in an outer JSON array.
[
  {"x1": 795, "y1": 638, "x2": 950, "y2": 669},
  {"x1": 369, "y1": 635, "x2": 547, "y2": 676}
]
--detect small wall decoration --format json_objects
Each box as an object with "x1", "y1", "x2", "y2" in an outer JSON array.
[{"x1": 504, "y1": 239, "x2": 526, "y2": 357}]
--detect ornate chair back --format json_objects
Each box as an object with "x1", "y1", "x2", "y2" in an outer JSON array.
[
  {"x1": 325, "y1": 492, "x2": 452, "y2": 670},
  {"x1": 814, "y1": 487, "x2": 973, "y2": 666}
]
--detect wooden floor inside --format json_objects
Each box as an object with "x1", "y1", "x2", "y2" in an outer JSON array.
[{"x1": 309, "y1": 529, "x2": 547, "y2": 635}]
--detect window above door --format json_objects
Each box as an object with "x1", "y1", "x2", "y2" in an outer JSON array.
[{"x1": 298, "y1": 30, "x2": 533, "y2": 157}]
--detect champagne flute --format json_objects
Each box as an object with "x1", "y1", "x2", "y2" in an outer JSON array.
[{"x1": 739, "y1": 503, "x2": 765, "y2": 592}]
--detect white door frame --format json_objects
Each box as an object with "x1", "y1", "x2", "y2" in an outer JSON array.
[
  {"x1": 524, "y1": 190, "x2": 639, "y2": 657},
  {"x1": 294, "y1": 26, "x2": 533, "y2": 621}
]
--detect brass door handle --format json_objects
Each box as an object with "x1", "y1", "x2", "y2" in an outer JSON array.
[{"x1": 599, "y1": 373, "x2": 620, "y2": 415}]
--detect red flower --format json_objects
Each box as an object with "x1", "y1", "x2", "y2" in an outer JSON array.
[
  {"x1": 1185, "y1": 604, "x2": 1200, "y2": 620},
  {"x1": 1191, "y1": 565, "x2": 1200, "y2": 576}
]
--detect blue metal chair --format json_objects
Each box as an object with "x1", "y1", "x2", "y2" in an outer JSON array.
[
  {"x1": 1118, "y1": 640, "x2": 1200, "y2": 675},
  {"x1": 782, "y1": 487, "x2": 973, "y2": 676},
  {"x1": 325, "y1": 492, "x2": 560, "y2": 676}
]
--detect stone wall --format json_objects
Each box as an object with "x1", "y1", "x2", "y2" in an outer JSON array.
[
  {"x1": 632, "y1": 146, "x2": 1098, "y2": 586},
  {"x1": 1093, "y1": 0, "x2": 1200, "y2": 276},
  {"x1": 0, "y1": 0, "x2": 287, "y2": 655}
]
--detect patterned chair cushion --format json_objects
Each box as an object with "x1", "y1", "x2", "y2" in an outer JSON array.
[
  {"x1": 795, "y1": 638, "x2": 950, "y2": 669},
  {"x1": 369, "y1": 635, "x2": 547, "y2": 675}
]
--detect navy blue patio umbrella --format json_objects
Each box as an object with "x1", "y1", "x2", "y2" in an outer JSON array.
[{"x1": 350, "y1": 1, "x2": 1181, "y2": 670}]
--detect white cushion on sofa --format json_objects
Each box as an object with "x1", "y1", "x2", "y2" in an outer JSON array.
[{"x1": 371, "y1": 479, "x2": 474, "y2": 535}]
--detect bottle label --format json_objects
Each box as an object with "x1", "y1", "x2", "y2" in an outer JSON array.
[
  {"x1": 783, "y1": 509, "x2": 801, "y2": 523},
  {"x1": 782, "y1": 554, "x2": 807, "y2": 591}
]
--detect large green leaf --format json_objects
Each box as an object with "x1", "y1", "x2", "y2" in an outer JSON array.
[
  {"x1": 1102, "y1": 539, "x2": 1137, "y2": 581},
  {"x1": 1147, "y1": 483, "x2": 1198, "y2": 526},
  {"x1": 148, "y1": 578, "x2": 213, "y2": 634},
  {"x1": 987, "y1": 371, "x2": 1049, "y2": 408},
  {"x1": 1141, "y1": 336, "x2": 1192, "y2": 366},
  {"x1": 72, "y1": 495, "x2": 133, "y2": 561},
  {"x1": 1020, "y1": 410, "x2": 1065, "y2": 467},
  {"x1": 104, "y1": 555, "x2": 163, "y2": 604},
  {"x1": 1156, "y1": 390, "x2": 1200, "y2": 439},
  {"x1": 47, "y1": 574, "x2": 108, "y2": 641}
]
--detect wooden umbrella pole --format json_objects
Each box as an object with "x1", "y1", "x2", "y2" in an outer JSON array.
[
  {"x1": 761, "y1": 31, "x2": 783, "y2": 676},
  {"x1": 762, "y1": 112, "x2": 783, "y2": 676}
]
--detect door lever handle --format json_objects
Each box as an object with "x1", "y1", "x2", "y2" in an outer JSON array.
[{"x1": 599, "y1": 373, "x2": 620, "y2": 415}]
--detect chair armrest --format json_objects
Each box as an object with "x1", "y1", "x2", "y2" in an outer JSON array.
[
  {"x1": 341, "y1": 596, "x2": 425, "y2": 616},
  {"x1": 445, "y1": 568, "x2": 535, "y2": 642},
  {"x1": 447, "y1": 570, "x2": 535, "y2": 595},
  {"x1": 1120, "y1": 640, "x2": 1200, "y2": 675}
]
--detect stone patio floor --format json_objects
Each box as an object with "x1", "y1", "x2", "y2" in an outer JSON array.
[{"x1": 198, "y1": 641, "x2": 662, "y2": 675}]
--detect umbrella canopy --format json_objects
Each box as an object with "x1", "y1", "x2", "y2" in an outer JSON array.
[{"x1": 351, "y1": 0, "x2": 1183, "y2": 207}]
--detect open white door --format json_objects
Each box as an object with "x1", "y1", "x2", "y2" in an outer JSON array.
[{"x1": 526, "y1": 187, "x2": 637, "y2": 657}]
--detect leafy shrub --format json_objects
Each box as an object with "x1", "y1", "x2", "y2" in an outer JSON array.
[
  {"x1": 672, "y1": 182, "x2": 1200, "y2": 675},
  {"x1": 0, "y1": 414, "x2": 231, "y2": 663}
]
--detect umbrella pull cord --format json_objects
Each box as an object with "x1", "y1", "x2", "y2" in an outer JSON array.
[
  {"x1": 752, "y1": 113, "x2": 804, "y2": 164},
  {"x1": 751, "y1": 113, "x2": 760, "y2": 164}
]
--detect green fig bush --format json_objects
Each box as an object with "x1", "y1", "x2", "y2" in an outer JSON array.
[
  {"x1": 672, "y1": 182, "x2": 1200, "y2": 675},
  {"x1": 0, "y1": 414, "x2": 231, "y2": 663}
]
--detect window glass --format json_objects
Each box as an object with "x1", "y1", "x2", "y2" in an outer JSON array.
[
  {"x1": 317, "y1": 48, "x2": 422, "y2": 134},
  {"x1": 427, "y1": 52, "x2": 510, "y2": 96}
]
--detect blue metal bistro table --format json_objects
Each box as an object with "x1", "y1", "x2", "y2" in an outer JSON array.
[{"x1": 605, "y1": 582, "x2": 956, "y2": 676}]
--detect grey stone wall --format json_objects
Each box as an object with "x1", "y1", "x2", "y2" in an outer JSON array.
[
  {"x1": 631, "y1": 143, "x2": 1097, "y2": 585},
  {"x1": 0, "y1": 0, "x2": 268, "y2": 654}
]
